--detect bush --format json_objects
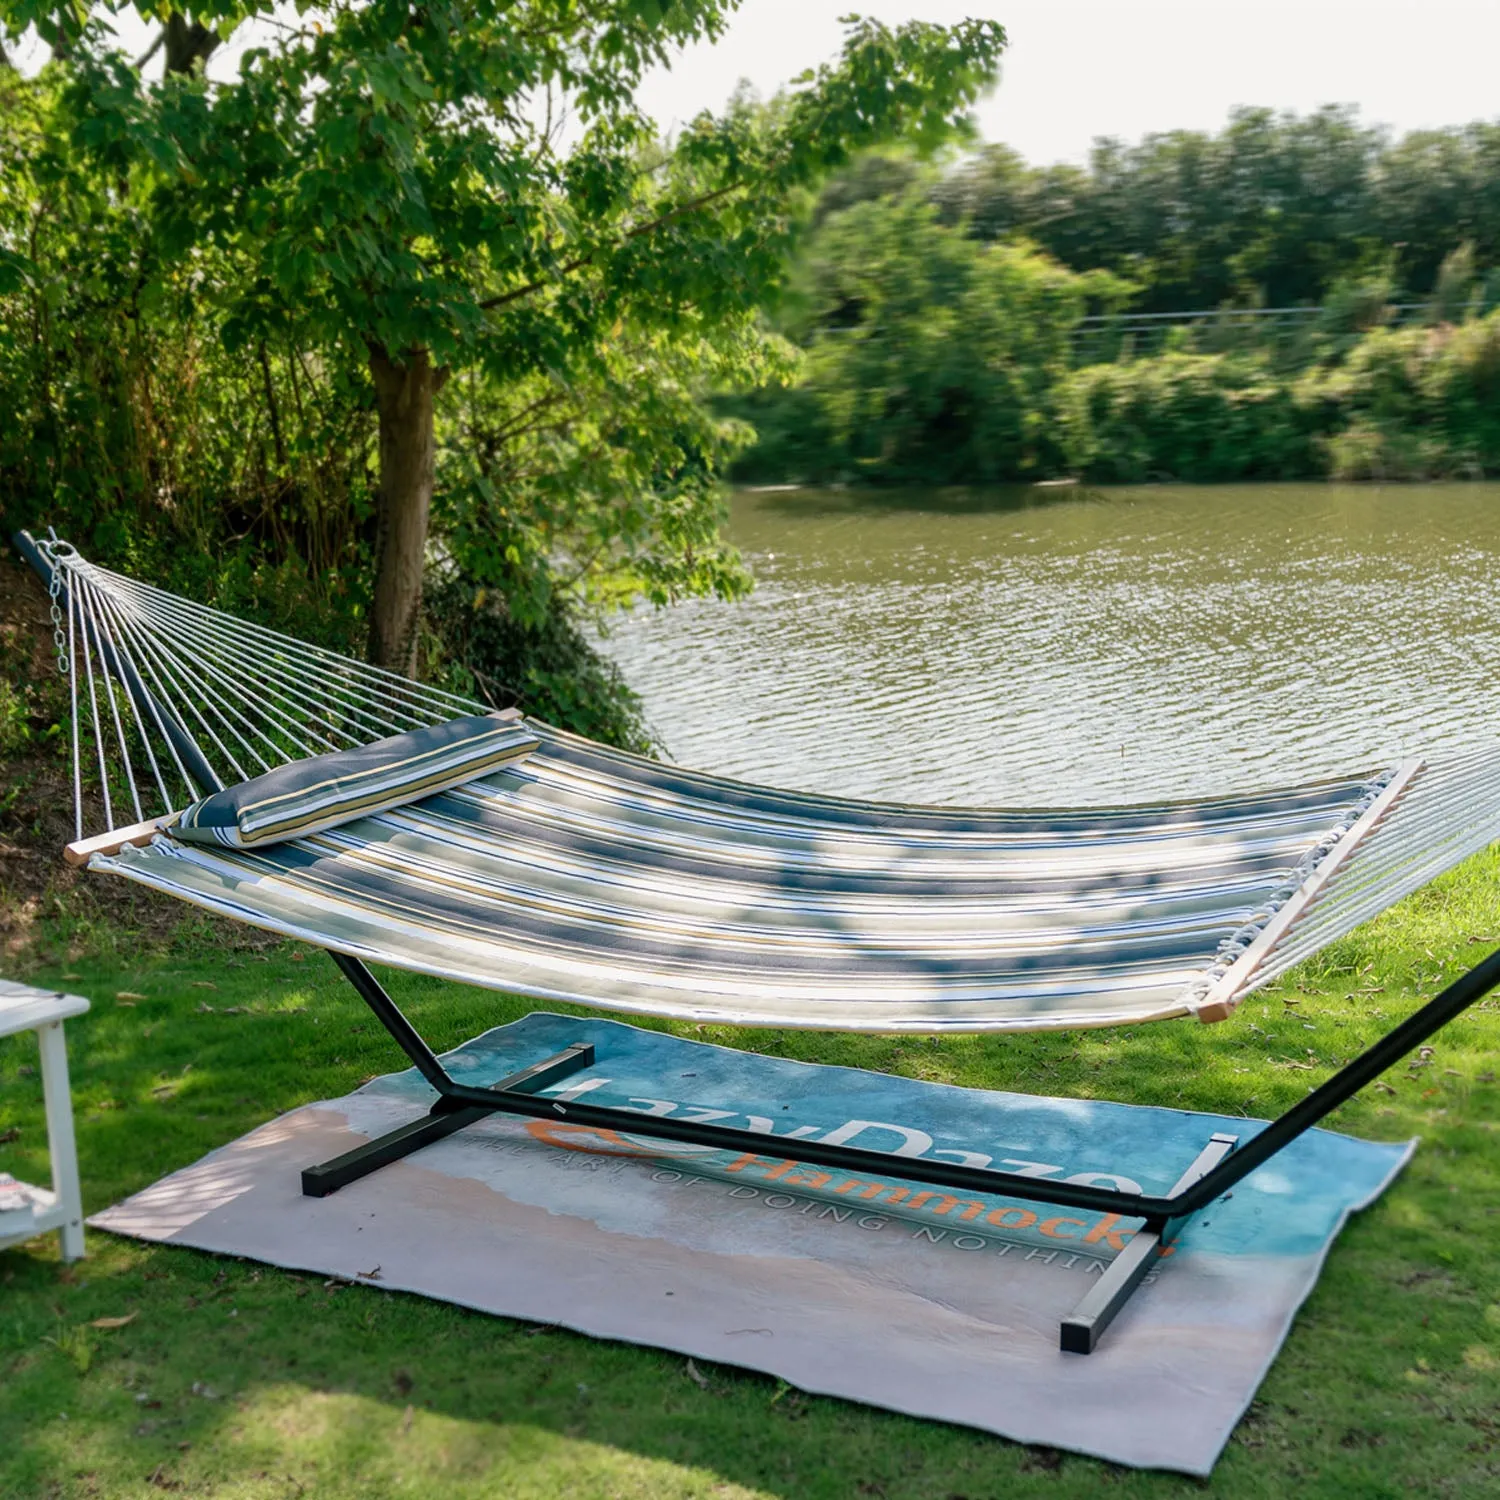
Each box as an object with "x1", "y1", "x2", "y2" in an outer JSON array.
[
  {"x1": 423, "y1": 581, "x2": 653, "y2": 755},
  {"x1": 1057, "y1": 353, "x2": 1322, "y2": 483},
  {"x1": 1302, "y1": 312, "x2": 1500, "y2": 479},
  {"x1": 1420, "y1": 314, "x2": 1500, "y2": 472},
  {"x1": 730, "y1": 196, "x2": 1101, "y2": 485}
]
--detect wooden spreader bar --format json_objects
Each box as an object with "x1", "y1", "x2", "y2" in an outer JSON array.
[
  {"x1": 1194, "y1": 758, "x2": 1425, "y2": 1023},
  {"x1": 64, "y1": 816, "x2": 178, "y2": 867}
]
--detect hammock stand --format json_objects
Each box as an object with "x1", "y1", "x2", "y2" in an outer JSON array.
[{"x1": 16, "y1": 529, "x2": 1500, "y2": 1354}]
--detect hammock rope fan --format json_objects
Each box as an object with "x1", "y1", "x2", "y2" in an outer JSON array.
[{"x1": 16, "y1": 528, "x2": 1500, "y2": 1353}]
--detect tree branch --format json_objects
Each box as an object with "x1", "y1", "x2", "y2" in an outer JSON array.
[
  {"x1": 134, "y1": 29, "x2": 165, "y2": 71},
  {"x1": 472, "y1": 391, "x2": 566, "y2": 450},
  {"x1": 257, "y1": 340, "x2": 288, "y2": 470},
  {"x1": 476, "y1": 180, "x2": 750, "y2": 313},
  {"x1": 164, "y1": 13, "x2": 221, "y2": 76}
]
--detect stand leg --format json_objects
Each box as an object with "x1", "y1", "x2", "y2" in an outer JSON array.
[
  {"x1": 1060, "y1": 1225, "x2": 1163, "y2": 1355},
  {"x1": 302, "y1": 1103, "x2": 494, "y2": 1198},
  {"x1": 1060, "y1": 1130, "x2": 1237, "y2": 1353},
  {"x1": 37, "y1": 1020, "x2": 85, "y2": 1263},
  {"x1": 301, "y1": 1043, "x2": 594, "y2": 1198}
]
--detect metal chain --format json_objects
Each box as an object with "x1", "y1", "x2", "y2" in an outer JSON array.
[{"x1": 48, "y1": 557, "x2": 69, "y2": 677}]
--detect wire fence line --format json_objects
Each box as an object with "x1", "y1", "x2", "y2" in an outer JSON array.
[
  {"x1": 1067, "y1": 302, "x2": 1455, "y2": 364},
  {"x1": 814, "y1": 303, "x2": 1458, "y2": 353},
  {"x1": 1073, "y1": 303, "x2": 1439, "y2": 326}
]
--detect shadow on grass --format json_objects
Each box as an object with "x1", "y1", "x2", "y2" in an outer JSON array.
[{"x1": 2, "y1": 850, "x2": 1500, "y2": 1497}]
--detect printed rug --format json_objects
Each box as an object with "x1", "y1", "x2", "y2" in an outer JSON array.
[{"x1": 92, "y1": 1012, "x2": 1412, "y2": 1475}]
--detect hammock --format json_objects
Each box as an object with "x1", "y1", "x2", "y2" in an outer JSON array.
[
  {"x1": 18, "y1": 534, "x2": 1500, "y2": 1033},
  {"x1": 16, "y1": 528, "x2": 1500, "y2": 1354}
]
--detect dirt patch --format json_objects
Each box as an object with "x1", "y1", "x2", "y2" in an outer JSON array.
[{"x1": 0, "y1": 553, "x2": 271, "y2": 968}]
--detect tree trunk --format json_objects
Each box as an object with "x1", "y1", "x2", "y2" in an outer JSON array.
[
  {"x1": 369, "y1": 345, "x2": 445, "y2": 676},
  {"x1": 163, "y1": 14, "x2": 220, "y2": 75}
]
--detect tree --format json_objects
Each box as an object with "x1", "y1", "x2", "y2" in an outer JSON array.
[
  {"x1": 933, "y1": 106, "x2": 1398, "y2": 312},
  {"x1": 736, "y1": 192, "x2": 1116, "y2": 484},
  {"x1": 2, "y1": 0, "x2": 1005, "y2": 673}
]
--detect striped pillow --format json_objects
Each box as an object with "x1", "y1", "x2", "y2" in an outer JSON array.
[{"x1": 173, "y1": 713, "x2": 537, "y2": 849}]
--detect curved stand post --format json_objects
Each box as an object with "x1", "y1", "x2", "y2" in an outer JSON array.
[{"x1": 304, "y1": 945, "x2": 1500, "y2": 1353}]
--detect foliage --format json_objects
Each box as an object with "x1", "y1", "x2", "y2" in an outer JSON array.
[
  {"x1": 1049, "y1": 312, "x2": 1500, "y2": 485},
  {"x1": 1306, "y1": 316, "x2": 1500, "y2": 481},
  {"x1": 733, "y1": 195, "x2": 1124, "y2": 484},
  {"x1": 0, "y1": 674, "x2": 31, "y2": 758},
  {"x1": 724, "y1": 106, "x2": 1500, "y2": 490},
  {"x1": 933, "y1": 106, "x2": 1500, "y2": 312},
  {"x1": 1432, "y1": 241, "x2": 1480, "y2": 325},
  {"x1": 423, "y1": 576, "x2": 653, "y2": 752},
  {"x1": 732, "y1": 162, "x2": 1500, "y2": 489},
  {"x1": 0, "y1": 5, "x2": 1006, "y2": 734},
  {"x1": 1314, "y1": 267, "x2": 1398, "y2": 339},
  {"x1": 435, "y1": 318, "x2": 781, "y2": 631},
  {"x1": 1056, "y1": 352, "x2": 1321, "y2": 484}
]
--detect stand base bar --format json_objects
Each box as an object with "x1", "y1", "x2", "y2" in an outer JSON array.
[
  {"x1": 301, "y1": 1043, "x2": 594, "y2": 1198},
  {"x1": 1060, "y1": 1227, "x2": 1163, "y2": 1354},
  {"x1": 302, "y1": 1103, "x2": 492, "y2": 1198},
  {"x1": 1059, "y1": 1130, "x2": 1239, "y2": 1353}
]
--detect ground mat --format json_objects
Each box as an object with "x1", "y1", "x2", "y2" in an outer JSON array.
[{"x1": 92, "y1": 1013, "x2": 1412, "y2": 1475}]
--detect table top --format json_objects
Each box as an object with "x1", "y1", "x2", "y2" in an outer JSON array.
[{"x1": 0, "y1": 978, "x2": 91, "y2": 1037}]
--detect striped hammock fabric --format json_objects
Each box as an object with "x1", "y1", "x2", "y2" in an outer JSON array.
[
  {"x1": 24, "y1": 534, "x2": 1500, "y2": 1034},
  {"x1": 92, "y1": 729, "x2": 1500, "y2": 1032}
]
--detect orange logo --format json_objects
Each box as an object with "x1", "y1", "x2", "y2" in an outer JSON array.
[{"x1": 524, "y1": 1119, "x2": 712, "y2": 1160}]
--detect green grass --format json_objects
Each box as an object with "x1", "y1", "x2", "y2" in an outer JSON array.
[{"x1": 3, "y1": 852, "x2": 1500, "y2": 1500}]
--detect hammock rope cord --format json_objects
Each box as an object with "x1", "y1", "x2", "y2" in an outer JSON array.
[
  {"x1": 27, "y1": 534, "x2": 1500, "y2": 1034},
  {"x1": 40, "y1": 537, "x2": 479, "y2": 827}
]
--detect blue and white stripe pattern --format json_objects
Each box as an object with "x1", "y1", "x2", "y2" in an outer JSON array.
[
  {"x1": 173, "y1": 715, "x2": 538, "y2": 848},
  {"x1": 33, "y1": 539, "x2": 1500, "y2": 1035},
  {"x1": 94, "y1": 728, "x2": 1500, "y2": 1033}
]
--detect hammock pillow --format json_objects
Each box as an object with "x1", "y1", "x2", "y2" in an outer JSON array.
[{"x1": 173, "y1": 714, "x2": 538, "y2": 849}]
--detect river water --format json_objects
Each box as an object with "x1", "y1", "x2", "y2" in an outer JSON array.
[{"x1": 601, "y1": 483, "x2": 1500, "y2": 807}]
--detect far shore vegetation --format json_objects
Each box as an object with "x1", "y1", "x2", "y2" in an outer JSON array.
[{"x1": 732, "y1": 110, "x2": 1500, "y2": 489}]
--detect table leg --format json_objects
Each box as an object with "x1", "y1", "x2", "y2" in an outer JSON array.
[{"x1": 37, "y1": 1020, "x2": 85, "y2": 1262}]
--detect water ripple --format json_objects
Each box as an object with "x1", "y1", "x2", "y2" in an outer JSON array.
[{"x1": 602, "y1": 484, "x2": 1500, "y2": 806}]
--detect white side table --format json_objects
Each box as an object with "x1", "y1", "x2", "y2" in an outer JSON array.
[{"x1": 0, "y1": 979, "x2": 89, "y2": 1261}]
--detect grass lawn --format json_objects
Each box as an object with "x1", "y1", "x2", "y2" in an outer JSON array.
[{"x1": 3, "y1": 851, "x2": 1500, "y2": 1499}]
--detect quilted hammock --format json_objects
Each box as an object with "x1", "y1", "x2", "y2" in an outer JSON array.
[{"x1": 26, "y1": 533, "x2": 1500, "y2": 1033}]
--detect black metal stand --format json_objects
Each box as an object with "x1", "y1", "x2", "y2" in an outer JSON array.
[
  {"x1": 1059, "y1": 1131, "x2": 1238, "y2": 1354},
  {"x1": 301, "y1": 1045, "x2": 595, "y2": 1197},
  {"x1": 305, "y1": 944, "x2": 1500, "y2": 1353},
  {"x1": 23, "y1": 526, "x2": 1500, "y2": 1350}
]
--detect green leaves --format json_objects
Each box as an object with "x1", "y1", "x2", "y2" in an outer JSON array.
[
  {"x1": 3, "y1": 0, "x2": 1006, "y2": 699},
  {"x1": 5, "y1": 1, "x2": 1006, "y2": 406},
  {"x1": 736, "y1": 191, "x2": 1086, "y2": 485},
  {"x1": 933, "y1": 107, "x2": 1500, "y2": 316},
  {"x1": 0, "y1": 246, "x2": 34, "y2": 296}
]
